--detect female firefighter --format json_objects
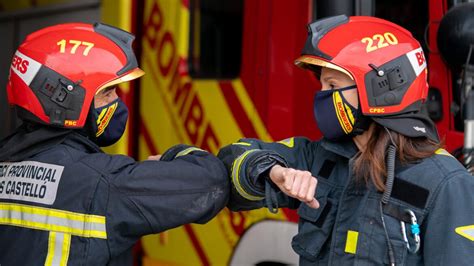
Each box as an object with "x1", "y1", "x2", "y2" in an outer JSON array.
[
  {"x1": 218, "y1": 15, "x2": 474, "y2": 265},
  {"x1": 0, "y1": 23, "x2": 228, "y2": 265}
]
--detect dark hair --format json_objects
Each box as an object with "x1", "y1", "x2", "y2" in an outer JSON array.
[{"x1": 353, "y1": 123, "x2": 441, "y2": 192}]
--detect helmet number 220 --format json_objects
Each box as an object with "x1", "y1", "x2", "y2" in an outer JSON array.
[
  {"x1": 57, "y1": 39, "x2": 95, "y2": 56},
  {"x1": 361, "y1": 32, "x2": 398, "y2": 53}
]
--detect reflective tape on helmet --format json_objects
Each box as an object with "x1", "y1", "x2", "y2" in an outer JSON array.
[
  {"x1": 10, "y1": 50, "x2": 42, "y2": 86},
  {"x1": 0, "y1": 203, "x2": 107, "y2": 239},
  {"x1": 406, "y1": 47, "x2": 427, "y2": 76}
]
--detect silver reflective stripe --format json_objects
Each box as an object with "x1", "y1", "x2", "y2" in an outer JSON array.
[
  {"x1": 0, "y1": 203, "x2": 107, "y2": 239},
  {"x1": 45, "y1": 232, "x2": 71, "y2": 266},
  {"x1": 465, "y1": 228, "x2": 474, "y2": 239}
]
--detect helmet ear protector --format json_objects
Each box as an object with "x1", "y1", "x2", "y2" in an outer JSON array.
[
  {"x1": 26, "y1": 64, "x2": 86, "y2": 127},
  {"x1": 7, "y1": 22, "x2": 144, "y2": 128},
  {"x1": 295, "y1": 15, "x2": 428, "y2": 117},
  {"x1": 365, "y1": 55, "x2": 420, "y2": 112}
]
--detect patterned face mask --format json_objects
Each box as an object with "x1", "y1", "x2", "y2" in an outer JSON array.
[
  {"x1": 313, "y1": 85, "x2": 358, "y2": 140},
  {"x1": 93, "y1": 98, "x2": 128, "y2": 147}
]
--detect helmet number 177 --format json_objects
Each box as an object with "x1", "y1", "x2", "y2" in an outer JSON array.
[{"x1": 57, "y1": 39, "x2": 95, "y2": 56}]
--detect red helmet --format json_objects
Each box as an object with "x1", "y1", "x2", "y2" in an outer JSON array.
[
  {"x1": 6, "y1": 22, "x2": 144, "y2": 128},
  {"x1": 295, "y1": 15, "x2": 428, "y2": 116}
]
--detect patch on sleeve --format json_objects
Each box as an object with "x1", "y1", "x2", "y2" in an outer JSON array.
[
  {"x1": 232, "y1": 142, "x2": 251, "y2": 146},
  {"x1": 455, "y1": 225, "x2": 474, "y2": 241},
  {"x1": 277, "y1": 137, "x2": 294, "y2": 148},
  {"x1": 435, "y1": 148, "x2": 454, "y2": 158},
  {"x1": 0, "y1": 161, "x2": 64, "y2": 205}
]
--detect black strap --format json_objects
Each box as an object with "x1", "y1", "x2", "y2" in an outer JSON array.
[
  {"x1": 265, "y1": 179, "x2": 279, "y2": 213},
  {"x1": 315, "y1": 200, "x2": 332, "y2": 227},
  {"x1": 318, "y1": 160, "x2": 336, "y2": 179},
  {"x1": 391, "y1": 178, "x2": 430, "y2": 209},
  {"x1": 382, "y1": 203, "x2": 411, "y2": 223}
]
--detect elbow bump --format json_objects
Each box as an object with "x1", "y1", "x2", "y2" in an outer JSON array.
[{"x1": 209, "y1": 161, "x2": 230, "y2": 185}]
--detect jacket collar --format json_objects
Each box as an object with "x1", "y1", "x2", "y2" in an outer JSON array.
[
  {"x1": 320, "y1": 138, "x2": 358, "y2": 159},
  {"x1": 0, "y1": 123, "x2": 101, "y2": 162},
  {"x1": 0, "y1": 123, "x2": 71, "y2": 161},
  {"x1": 63, "y1": 132, "x2": 102, "y2": 154}
]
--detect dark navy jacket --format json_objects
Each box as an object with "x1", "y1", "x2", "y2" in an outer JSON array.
[
  {"x1": 218, "y1": 137, "x2": 474, "y2": 265},
  {"x1": 0, "y1": 125, "x2": 228, "y2": 265}
]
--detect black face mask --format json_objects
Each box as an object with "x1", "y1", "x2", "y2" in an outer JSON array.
[
  {"x1": 313, "y1": 85, "x2": 358, "y2": 140},
  {"x1": 93, "y1": 98, "x2": 128, "y2": 147}
]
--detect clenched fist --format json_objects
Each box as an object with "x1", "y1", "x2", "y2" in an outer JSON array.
[{"x1": 269, "y1": 165, "x2": 319, "y2": 209}]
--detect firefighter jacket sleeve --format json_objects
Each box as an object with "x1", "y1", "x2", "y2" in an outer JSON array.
[
  {"x1": 217, "y1": 137, "x2": 316, "y2": 211},
  {"x1": 83, "y1": 144, "x2": 229, "y2": 257},
  {"x1": 422, "y1": 169, "x2": 474, "y2": 264}
]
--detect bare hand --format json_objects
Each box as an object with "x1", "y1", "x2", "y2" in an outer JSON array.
[
  {"x1": 147, "y1": 155, "x2": 162, "y2": 160},
  {"x1": 269, "y1": 165, "x2": 319, "y2": 209}
]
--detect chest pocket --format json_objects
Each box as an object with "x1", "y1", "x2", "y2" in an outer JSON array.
[
  {"x1": 363, "y1": 194, "x2": 427, "y2": 266},
  {"x1": 291, "y1": 180, "x2": 338, "y2": 262}
]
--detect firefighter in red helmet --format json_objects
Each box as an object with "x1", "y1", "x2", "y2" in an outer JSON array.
[
  {"x1": 0, "y1": 23, "x2": 228, "y2": 265},
  {"x1": 219, "y1": 15, "x2": 474, "y2": 265}
]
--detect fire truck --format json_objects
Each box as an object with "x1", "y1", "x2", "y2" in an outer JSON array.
[{"x1": 0, "y1": 0, "x2": 472, "y2": 265}]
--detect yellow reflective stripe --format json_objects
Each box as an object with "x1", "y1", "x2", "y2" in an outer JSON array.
[
  {"x1": 45, "y1": 232, "x2": 71, "y2": 266},
  {"x1": 175, "y1": 147, "x2": 205, "y2": 158},
  {"x1": 455, "y1": 225, "x2": 474, "y2": 241},
  {"x1": 0, "y1": 203, "x2": 105, "y2": 224},
  {"x1": 232, "y1": 142, "x2": 251, "y2": 146},
  {"x1": 0, "y1": 218, "x2": 106, "y2": 239},
  {"x1": 60, "y1": 233, "x2": 71, "y2": 266},
  {"x1": 278, "y1": 137, "x2": 295, "y2": 148},
  {"x1": 231, "y1": 149, "x2": 264, "y2": 201},
  {"x1": 45, "y1": 231, "x2": 56, "y2": 266},
  {"x1": 435, "y1": 148, "x2": 454, "y2": 158},
  {"x1": 0, "y1": 203, "x2": 107, "y2": 239},
  {"x1": 345, "y1": 230, "x2": 359, "y2": 254}
]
